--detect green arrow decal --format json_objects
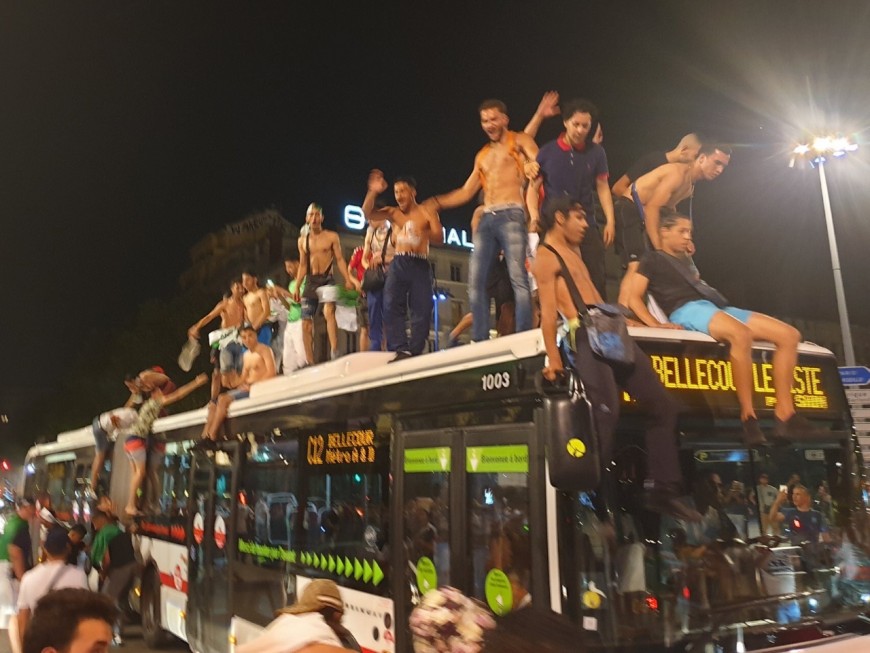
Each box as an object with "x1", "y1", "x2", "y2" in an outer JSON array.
[
  {"x1": 321, "y1": 554, "x2": 328, "y2": 569},
  {"x1": 312, "y1": 553, "x2": 320, "y2": 568},
  {"x1": 354, "y1": 558, "x2": 363, "y2": 580},
  {"x1": 288, "y1": 551, "x2": 296, "y2": 563},
  {"x1": 336, "y1": 557, "x2": 344, "y2": 575},
  {"x1": 363, "y1": 560, "x2": 372, "y2": 583},
  {"x1": 328, "y1": 555, "x2": 336, "y2": 573},
  {"x1": 372, "y1": 561, "x2": 384, "y2": 586},
  {"x1": 344, "y1": 557, "x2": 352, "y2": 578}
]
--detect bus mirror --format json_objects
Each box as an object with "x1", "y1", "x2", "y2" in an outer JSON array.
[{"x1": 543, "y1": 393, "x2": 600, "y2": 492}]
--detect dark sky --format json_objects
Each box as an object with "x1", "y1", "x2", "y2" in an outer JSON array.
[{"x1": 2, "y1": 1, "x2": 870, "y2": 438}]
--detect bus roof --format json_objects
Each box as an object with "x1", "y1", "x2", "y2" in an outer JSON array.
[
  {"x1": 24, "y1": 426, "x2": 94, "y2": 462},
  {"x1": 151, "y1": 327, "x2": 836, "y2": 435}
]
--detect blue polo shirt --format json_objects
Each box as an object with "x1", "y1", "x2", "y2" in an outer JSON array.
[{"x1": 536, "y1": 134, "x2": 609, "y2": 228}]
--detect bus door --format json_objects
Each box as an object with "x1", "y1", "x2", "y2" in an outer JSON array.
[
  {"x1": 186, "y1": 442, "x2": 241, "y2": 653},
  {"x1": 396, "y1": 424, "x2": 543, "y2": 647}
]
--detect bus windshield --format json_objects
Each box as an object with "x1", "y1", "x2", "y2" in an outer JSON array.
[{"x1": 563, "y1": 438, "x2": 870, "y2": 650}]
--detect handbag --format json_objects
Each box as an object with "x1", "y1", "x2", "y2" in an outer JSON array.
[
  {"x1": 542, "y1": 243, "x2": 635, "y2": 365},
  {"x1": 655, "y1": 251, "x2": 729, "y2": 308},
  {"x1": 361, "y1": 226, "x2": 391, "y2": 292}
]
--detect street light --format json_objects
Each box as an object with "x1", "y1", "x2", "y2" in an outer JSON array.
[{"x1": 790, "y1": 134, "x2": 859, "y2": 365}]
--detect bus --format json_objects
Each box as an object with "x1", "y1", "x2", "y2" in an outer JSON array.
[{"x1": 21, "y1": 327, "x2": 870, "y2": 652}]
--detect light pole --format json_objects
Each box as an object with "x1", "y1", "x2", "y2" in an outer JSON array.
[{"x1": 791, "y1": 135, "x2": 859, "y2": 365}]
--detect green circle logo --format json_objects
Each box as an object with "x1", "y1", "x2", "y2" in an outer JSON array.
[
  {"x1": 566, "y1": 438, "x2": 586, "y2": 458},
  {"x1": 415, "y1": 556, "x2": 438, "y2": 596},
  {"x1": 484, "y1": 569, "x2": 513, "y2": 616}
]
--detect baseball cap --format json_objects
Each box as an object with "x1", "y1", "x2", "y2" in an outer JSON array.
[
  {"x1": 279, "y1": 579, "x2": 343, "y2": 615},
  {"x1": 16, "y1": 496, "x2": 35, "y2": 509}
]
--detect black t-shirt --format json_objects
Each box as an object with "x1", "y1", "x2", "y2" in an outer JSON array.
[
  {"x1": 11, "y1": 526, "x2": 33, "y2": 571},
  {"x1": 625, "y1": 151, "x2": 668, "y2": 183},
  {"x1": 637, "y1": 251, "x2": 706, "y2": 317},
  {"x1": 107, "y1": 530, "x2": 136, "y2": 569}
]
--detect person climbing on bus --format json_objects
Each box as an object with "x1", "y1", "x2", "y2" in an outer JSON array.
[
  {"x1": 123, "y1": 373, "x2": 209, "y2": 516},
  {"x1": 197, "y1": 325, "x2": 276, "y2": 448},
  {"x1": 534, "y1": 197, "x2": 700, "y2": 522},
  {"x1": 626, "y1": 213, "x2": 821, "y2": 446},
  {"x1": 88, "y1": 406, "x2": 138, "y2": 499}
]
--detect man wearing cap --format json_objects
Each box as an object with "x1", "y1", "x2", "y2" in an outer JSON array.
[
  {"x1": 16, "y1": 526, "x2": 88, "y2": 649},
  {"x1": 237, "y1": 579, "x2": 360, "y2": 653}
]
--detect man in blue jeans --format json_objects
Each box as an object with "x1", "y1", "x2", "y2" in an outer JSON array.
[
  {"x1": 363, "y1": 170, "x2": 443, "y2": 360},
  {"x1": 423, "y1": 99, "x2": 539, "y2": 342}
]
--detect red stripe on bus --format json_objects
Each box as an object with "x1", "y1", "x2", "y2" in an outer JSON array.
[{"x1": 159, "y1": 571, "x2": 188, "y2": 594}]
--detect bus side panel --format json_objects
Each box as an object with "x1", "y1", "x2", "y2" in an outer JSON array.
[
  {"x1": 109, "y1": 441, "x2": 133, "y2": 514},
  {"x1": 139, "y1": 535, "x2": 188, "y2": 641}
]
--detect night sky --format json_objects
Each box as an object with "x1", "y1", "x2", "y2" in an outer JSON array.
[{"x1": 2, "y1": 1, "x2": 870, "y2": 445}]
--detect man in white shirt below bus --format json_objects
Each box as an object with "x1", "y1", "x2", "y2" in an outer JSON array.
[
  {"x1": 534, "y1": 197, "x2": 700, "y2": 522},
  {"x1": 625, "y1": 213, "x2": 821, "y2": 446},
  {"x1": 16, "y1": 527, "x2": 88, "y2": 650},
  {"x1": 197, "y1": 325, "x2": 276, "y2": 448},
  {"x1": 237, "y1": 579, "x2": 360, "y2": 653}
]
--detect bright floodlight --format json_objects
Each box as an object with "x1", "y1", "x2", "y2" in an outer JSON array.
[{"x1": 793, "y1": 134, "x2": 858, "y2": 159}]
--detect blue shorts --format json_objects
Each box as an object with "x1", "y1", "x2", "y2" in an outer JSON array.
[
  {"x1": 227, "y1": 388, "x2": 250, "y2": 400},
  {"x1": 92, "y1": 417, "x2": 110, "y2": 454},
  {"x1": 669, "y1": 300, "x2": 753, "y2": 335},
  {"x1": 257, "y1": 325, "x2": 272, "y2": 346}
]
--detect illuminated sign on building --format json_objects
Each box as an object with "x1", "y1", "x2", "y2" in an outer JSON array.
[{"x1": 343, "y1": 204, "x2": 474, "y2": 250}]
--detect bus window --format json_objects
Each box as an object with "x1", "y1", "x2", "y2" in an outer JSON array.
[
  {"x1": 152, "y1": 444, "x2": 191, "y2": 517},
  {"x1": 403, "y1": 452, "x2": 451, "y2": 590},
  {"x1": 562, "y1": 441, "x2": 864, "y2": 648},
  {"x1": 240, "y1": 438, "x2": 300, "y2": 562},
  {"x1": 466, "y1": 445, "x2": 531, "y2": 613}
]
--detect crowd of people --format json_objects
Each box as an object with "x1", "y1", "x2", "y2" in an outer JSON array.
[
  {"x1": 0, "y1": 494, "x2": 138, "y2": 652},
  {"x1": 13, "y1": 90, "x2": 835, "y2": 651}
]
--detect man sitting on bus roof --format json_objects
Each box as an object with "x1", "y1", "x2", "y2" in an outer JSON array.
[
  {"x1": 625, "y1": 213, "x2": 820, "y2": 446},
  {"x1": 197, "y1": 325, "x2": 276, "y2": 449},
  {"x1": 534, "y1": 197, "x2": 701, "y2": 522}
]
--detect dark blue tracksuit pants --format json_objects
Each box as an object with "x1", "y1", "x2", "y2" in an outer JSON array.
[{"x1": 383, "y1": 255, "x2": 433, "y2": 355}]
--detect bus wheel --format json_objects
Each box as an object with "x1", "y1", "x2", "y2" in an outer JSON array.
[{"x1": 142, "y1": 569, "x2": 171, "y2": 649}]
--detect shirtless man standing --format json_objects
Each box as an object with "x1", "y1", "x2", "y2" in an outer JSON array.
[
  {"x1": 614, "y1": 143, "x2": 731, "y2": 307},
  {"x1": 293, "y1": 203, "x2": 354, "y2": 363},
  {"x1": 198, "y1": 326, "x2": 276, "y2": 446},
  {"x1": 363, "y1": 171, "x2": 443, "y2": 359},
  {"x1": 424, "y1": 99, "x2": 539, "y2": 342},
  {"x1": 241, "y1": 272, "x2": 272, "y2": 346},
  {"x1": 188, "y1": 279, "x2": 247, "y2": 397}
]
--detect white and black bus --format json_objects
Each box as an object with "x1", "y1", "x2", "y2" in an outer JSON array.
[{"x1": 22, "y1": 328, "x2": 870, "y2": 652}]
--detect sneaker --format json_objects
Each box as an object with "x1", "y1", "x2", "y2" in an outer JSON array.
[
  {"x1": 390, "y1": 351, "x2": 413, "y2": 363},
  {"x1": 112, "y1": 635, "x2": 124, "y2": 647},
  {"x1": 447, "y1": 336, "x2": 462, "y2": 348},
  {"x1": 330, "y1": 350, "x2": 340, "y2": 361},
  {"x1": 774, "y1": 413, "x2": 822, "y2": 440},
  {"x1": 191, "y1": 438, "x2": 218, "y2": 452},
  {"x1": 741, "y1": 417, "x2": 768, "y2": 447},
  {"x1": 644, "y1": 482, "x2": 702, "y2": 522},
  {"x1": 84, "y1": 486, "x2": 98, "y2": 501}
]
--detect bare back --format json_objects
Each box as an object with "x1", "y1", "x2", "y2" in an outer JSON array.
[
  {"x1": 300, "y1": 229, "x2": 340, "y2": 276},
  {"x1": 625, "y1": 162, "x2": 693, "y2": 208}
]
